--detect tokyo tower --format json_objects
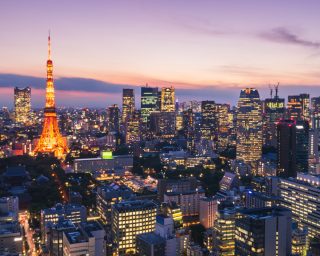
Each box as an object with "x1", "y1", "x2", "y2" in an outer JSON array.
[{"x1": 34, "y1": 34, "x2": 68, "y2": 158}]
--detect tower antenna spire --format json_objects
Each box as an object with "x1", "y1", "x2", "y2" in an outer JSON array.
[{"x1": 48, "y1": 30, "x2": 51, "y2": 59}]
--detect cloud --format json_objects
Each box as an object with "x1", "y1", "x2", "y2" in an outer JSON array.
[
  {"x1": 0, "y1": 73, "x2": 137, "y2": 93},
  {"x1": 259, "y1": 27, "x2": 320, "y2": 48}
]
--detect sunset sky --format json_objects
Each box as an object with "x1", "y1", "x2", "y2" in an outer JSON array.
[{"x1": 1, "y1": 0, "x2": 320, "y2": 107}]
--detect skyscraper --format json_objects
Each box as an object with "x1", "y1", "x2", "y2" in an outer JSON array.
[
  {"x1": 264, "y1": 85, "x2": 285, "y2": 146},
  {"x1": 277, "y1": 119, "x2": 296, "y2": 178},
  {"x1": 217, "y1": 103, "x2": 230, "y2": 150},
  {"x1": 34, "y1": 35, "x2": 68, "y2": 158},
  {"x1": 295, "y1": 120, "x2": 309, "y2": 173},
  {"x1": 125, "y1": 111, "x2": 141, "y2": 144},
  {"x1": 287, "y1": 94, "x2": 310, "y2": 122},
  {"x1": 141, "y1": 86, "x2": 159, "y2": 124},
  {"x1": 14, "y1": 87, "x2": 31, "y2": 124},
  {"x1": 107, "y1": 104, "x2": 120, "y2": 134},
  {"x1": 122, "y1": 89, "x2": 135, "y2": 123},
  {"x1": 200, "y1": 101, "x2": 217, "y2": 141},
  {"x1": 236, "y1": 88, "x2": 263, "y2": 171},
  {"x1": 160, "y1": 87, "x2": 175, "y2": 112},
  {"x1": 311, "y1": 96, "x2": 320, "y2": 130}
]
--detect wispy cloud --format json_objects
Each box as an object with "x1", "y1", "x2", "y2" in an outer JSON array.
[{"x1": 259, "y1": 27, "x2": 320, "y2": 49}]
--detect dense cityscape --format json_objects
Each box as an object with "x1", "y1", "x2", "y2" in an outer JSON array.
[
  {"x1": 2, "y1": 2, "x2": 320, "y2": 256},
  {"x1": 0, "y1": 34, "x2": 320, "y2": 256}
]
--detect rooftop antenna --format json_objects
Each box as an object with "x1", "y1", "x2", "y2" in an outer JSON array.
[{"x1": 274, "y1": 82, "x2": 279, "y2": 98}]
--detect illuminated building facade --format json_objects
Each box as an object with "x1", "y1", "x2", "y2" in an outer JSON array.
[
  {"x1": 235, "y1": 207, "x2": 292, "y2": 256},
  {"x1": 217, "y1": 103, "x2": 230, "y2": 150},
  {"x1": 122, "y1": 88, "x2": 135, "y2": 123},
  {"x1": 14, "y1": 87, "x2": 31, "y2": 124},
  {"x1": 160, "y1": 87, "x2": 175, "y2": 112},
  {"x1": 212, "y1": 207, "x2": 236, "y2": 256},
  {"x1": 199, "y1": 197, "x2": 218, "y2": 229},
  {"x1": 111, "y1": 200, "x2": 157, "y2": 255},
  {"x1": 125, "y1": 111, "x2": 141, "y2": 144},
  {"x1": 34, "y1": 35, "x2": 68, "y2": 158},
  {"x1": 287, "y1": 94, "x2": 310, "y2": 122},
  {"x1": 277, "y1": 119, "x2": 297, "y2": 178},
  {"x1": 201, "y1": 101, "x2": 217, "y2": 141},
  {"x1": 141, "y1": 86, "x2": 159, "y2": 124},
  {"x1": 236, "y1": 88, "x2": 262, "y2": 171},
  {"x1": 278, "y1": 173, "x2": 320, "y2": 238}
]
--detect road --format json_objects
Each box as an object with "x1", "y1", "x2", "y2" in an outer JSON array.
[{"x1": 19, "y1": 212, "x2": 38, "y2": 256}]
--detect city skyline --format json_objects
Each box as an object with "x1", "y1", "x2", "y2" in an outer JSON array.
[{"x1": 1, "y1": 0, "x2": 320, "y2": 107}]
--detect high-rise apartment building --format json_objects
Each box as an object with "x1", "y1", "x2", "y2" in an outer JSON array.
[
  {"x1": 199, "y1": 197, "x2": 218, "y2": 229},
  {"x1": 236, "y1": 88, "x2": 263, "y2": 171},
  {"x1": 150, "y1": 111, "x2": 176, "y2": 138},
  {"x1": 122, "y1": 89, "x2": 135, "y2": 123},
  {"x1": 111, "y1": 200, "x2": 157, "y2": 255},
  {"x1": 141, "y1": 86, "x2": 159, "y2": 124},
  {"x1": 14, "y1": 87, "x2": 31, "y2": 124},
  {"x1": 160, "y1": 87, "x2": 175, "y2": 112},
  {"x1": 235, "y1": 207, "x2": 292, "y2": 256}
]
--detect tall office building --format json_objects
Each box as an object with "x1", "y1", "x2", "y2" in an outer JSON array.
[
  {"x1": 201, "y1": 101, "x2": 217, "y2": 141},
  {"x1": 236, "y1": 88, "x2": 263, "y2": 171},
  {"x1": 160, "y1": 87, "x2": 175, "y2": 112},
  {"x1": 235, "y1": 207, "x2": 292, "y2": 256},
  {"x1": 212, "y1": 207, "x2": 237, "y2": 256},
  {"x1": 111, "y1": 200, "x2": 157, "y2": 255},
  {"x1": 217, "y1": 103, "x2": 230, "y2": 149},
  {"x1": 311, "y1": 96, "x2": 320, "y2": 130},
  {"x1": 278, "y1": 173, "x2": 320, "y2": 238},
  {"x1": 295, "y1": 120, "x2": 309, "y2": 172},
  {"x1": 14, "y1": 87, "x2": 31, "y2": 124},
  {"x1": 125, "y1": 111, "x2": 141, "y2": 144},
  {"x1": 122, "y1": 89, "x2": 135, "y2": 123},
  {"x1": 287, "y1": 94, "x2": 310, "y2": 122},
  {"x1": 107, "y1": 104, "x2": 120, "y2": 134},
  {"x1": 141, "y1": 86, "x2": 159, "y2": 124},
  {"x1": 277, "y1": 119, "x2": 297, "y2": 178},
  {"x1": 150, "y1": 111, "x2": 176, "y2": 138},
  {"x1": 264, "y1": 86, "x2": 285, "y2": 146}
]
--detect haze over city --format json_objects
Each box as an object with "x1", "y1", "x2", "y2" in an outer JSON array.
[{"x1": 1, "y1": 0, "x2": 320, "y2": 107}]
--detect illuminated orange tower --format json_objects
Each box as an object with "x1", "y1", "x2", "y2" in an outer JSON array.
[{"x1": 34, "y1": 34, "x2": 68, "y2": 158}]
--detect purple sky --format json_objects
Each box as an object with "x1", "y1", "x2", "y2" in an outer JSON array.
[{"x1": 1, "y1": 0, "x2": 320, "y2": 108}]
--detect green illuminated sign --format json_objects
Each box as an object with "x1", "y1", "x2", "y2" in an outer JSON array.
[{"x1": 101, "y1": 151, "x2": 113, "y2": 159}]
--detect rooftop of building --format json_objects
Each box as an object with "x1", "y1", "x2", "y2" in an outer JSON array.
[
  {"x1": 113, "y1": 200, "x2": 157, "y2": 212},
  {"x1": 238, "y1": 206, "x2": 291, "y2": 220},
  {"x1": 137, "y1": 232, "x2": 165, "y2": 245},
  {"x1": 164, "y1": 188, "x2": 205, "y2": 196},
  {"x1": 80, "y1": 221, "x2": 103, "y2": 237},
  {"x1": 64, "y1": 229, "x2": 88, "y2": 244}
]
